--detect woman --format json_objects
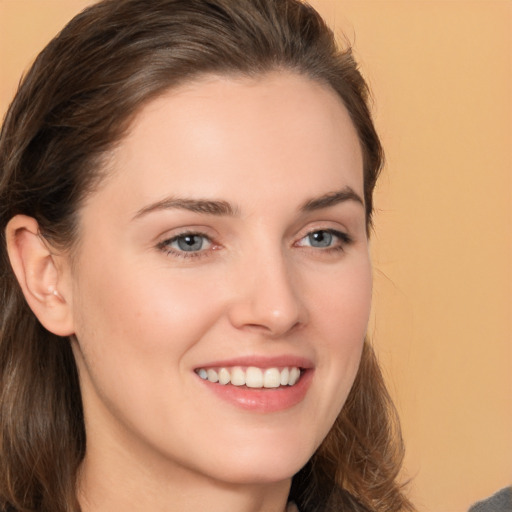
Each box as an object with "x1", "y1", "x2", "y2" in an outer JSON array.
[{"x1": 0, "y1": 1, "x2": 414, "y2": 511}]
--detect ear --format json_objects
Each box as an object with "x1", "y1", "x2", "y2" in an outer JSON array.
[{"x1": 5, "y1": 215, "x2": 75, "y2": 336}]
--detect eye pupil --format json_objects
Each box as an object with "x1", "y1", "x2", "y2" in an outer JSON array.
[
  {"x1": 177, "y1": 235, "x2": 203, "y2": 251},
  {"x1": 309, "y1": 231, "x2": 332, "y2": 247}
]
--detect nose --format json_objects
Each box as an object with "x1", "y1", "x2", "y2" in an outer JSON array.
[{"x1": 226, "y1": 249, "x2": 308, "y2": 337}]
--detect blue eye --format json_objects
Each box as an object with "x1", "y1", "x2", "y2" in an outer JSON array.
[
  {"x1": 297, "y1": 229, "x2": 351, "y2": 250},
  {"x1": 308, "y1": 230, "x2": 334, "y2": 247},
  {"x1": 173, "y1": 234, "x2": 206, "y2": 252},
  {"x1": 159, "y1": 232, "x2": 212, "y2": 256}
]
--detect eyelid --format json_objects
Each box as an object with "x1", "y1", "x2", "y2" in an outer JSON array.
[
  {"x1": 293, "y1": 219, "x2": 352, "y2": 241},
  {"x1": 157, "y1": 229, "x2": 219, "y2": 259},
  {"x1": 294, "y1": 227, "x2": 353, "y2": 250},
  {"x1": 154, "y1": 222, "x2": 354, "y2": 260}
]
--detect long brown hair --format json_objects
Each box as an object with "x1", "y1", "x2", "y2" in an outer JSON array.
[{"x1": 0, "y1": 1, "x2": 414, "y2": 511}]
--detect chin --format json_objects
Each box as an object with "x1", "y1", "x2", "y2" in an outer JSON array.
[
  {"x1": 210, "y1": 460, "x2": 305, "y2": 486},
  {"x1": 196, "y1": 435, "x2": 317, "y2": 486}
]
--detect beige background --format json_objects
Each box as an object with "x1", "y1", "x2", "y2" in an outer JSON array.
[{"x1": 0, "y1": 1, "x2": 510, "y2": 511}]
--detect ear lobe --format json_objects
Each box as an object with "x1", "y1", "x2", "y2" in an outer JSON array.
[{"x1": 5, "y1": 215, "x2": 75, "y2": 336}]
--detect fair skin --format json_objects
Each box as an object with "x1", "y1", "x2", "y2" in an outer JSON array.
[{"x1": 7, "y1": 72, "x2": 371, "y2": 512}]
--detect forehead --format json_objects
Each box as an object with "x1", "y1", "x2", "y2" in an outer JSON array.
[{"x1": 84, "y1": 71, "x2": 364, "y2": 220}]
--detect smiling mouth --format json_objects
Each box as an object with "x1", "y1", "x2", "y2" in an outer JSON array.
[{"x1": 195, "y1": 366, "x2": 302, "y2": 389}]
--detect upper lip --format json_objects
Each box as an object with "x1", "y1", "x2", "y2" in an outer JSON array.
[{"x1": 194, "y1": 355, "x2": 314, "y2": 370}]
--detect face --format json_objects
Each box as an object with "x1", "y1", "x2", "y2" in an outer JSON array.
[{"x1": 66, "y1": 72, "x2": 372, "y2": 487}]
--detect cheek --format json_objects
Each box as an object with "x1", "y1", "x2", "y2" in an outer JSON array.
[
  {"x1": 309, "y1": 255, "x2": 372, "y2": 342},
  {"x1": 305, "y1": 256, "x2": 372, "y2": 423},
  {"x1": 69, "y1": 258, "x2": 230, "y2": 451},
  {"x1": 70, "y1": 255, "x2": 226, "y2": 398}
]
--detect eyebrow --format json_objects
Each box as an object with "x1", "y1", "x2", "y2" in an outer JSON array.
[
  {"x1": 300, "y1": 187, "x2": 364, "y2": 212},
  {"x1": 133, "y1": 197, "x2": 237, "y2": 219},
  {"x1": 132, "y1": 186, "x2": 363, "y2": 220}
]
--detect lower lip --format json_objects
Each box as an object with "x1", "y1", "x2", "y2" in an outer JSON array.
[{"x1": 197, "y1": 369, "x2": 314, "y2": 413}]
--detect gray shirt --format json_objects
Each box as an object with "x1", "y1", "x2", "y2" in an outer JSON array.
[{"x1": 468, "y1": 487, "x2": 512, "y2": 512}]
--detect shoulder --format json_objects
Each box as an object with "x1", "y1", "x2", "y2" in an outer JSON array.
[{"x1": 468, "y1": 486, "x2": 512, "y2": 512}]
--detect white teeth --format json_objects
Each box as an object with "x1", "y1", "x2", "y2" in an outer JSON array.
[
  {"x1": 280, "y1": 367, "x2": 289, "y2": 385},
  {"x1": 196, "y1": 366, "x2": 302, "y2": 388},
  {"x1": 289, "y1": 367, "x2": 300, "y2": 386},
  {"x1": 218, "y1": 367, "x2": 230, "y2": 385},
  {"x1": 231, "y1": 367, "x2": 246, "y2": 386},
  {"x1": 206, "y1": 369, "x2": 218, "y2": 383},
  {"x1": 263, "y1": 368, "x2": 281, "y2": 388},
  {"x1": 245, "y1": 367, "x2": 263, "y2": 388}
]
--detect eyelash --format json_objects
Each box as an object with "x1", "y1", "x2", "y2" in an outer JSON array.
[
  {"x1": 157, "y1": 228, "x2": 353, "y2": 259},
  {"x1": 157, "y1": 231, "x2": 215, "y2": 259},
  {"x1": 294, "y1": 229, "x2": 352, "y2": 252}
]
